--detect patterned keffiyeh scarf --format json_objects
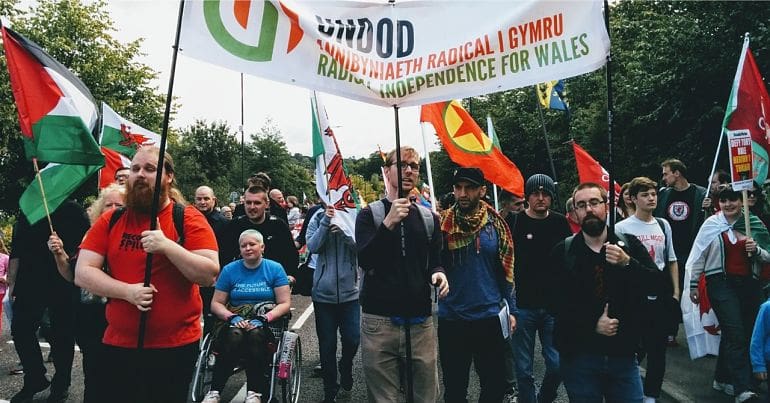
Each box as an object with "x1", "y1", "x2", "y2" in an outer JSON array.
[{"x1": 441, "y1": 200, "x2": 514, "y2": 283}]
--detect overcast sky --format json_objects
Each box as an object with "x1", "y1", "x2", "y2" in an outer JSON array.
[{"x1": 102, "y1": 0, "x2": 439, "y2": 159}]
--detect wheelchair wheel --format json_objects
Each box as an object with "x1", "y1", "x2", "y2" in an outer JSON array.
[
  {"x1": 191, "y1": 333, "x2": 216, "y2": 402},
  {"x1": 280, "y1": 335, "x2": 302, "y2": 403}
]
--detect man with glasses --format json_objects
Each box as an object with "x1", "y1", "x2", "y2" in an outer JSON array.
[
  {"x1": 114, "y1": 167, "x2": 130, "y2": 186},
  {"x1": 511, "y1": 174, "x2": 571, "y2": 403},
  {"x1": 549, "y1": 182, "x2": 658, "y2": 402},
  {"x1": 355, "y1": 146, "x2": 448, "y2": 402}
]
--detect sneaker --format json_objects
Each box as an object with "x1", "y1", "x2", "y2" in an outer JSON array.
[
  {"x1": 244, "y1": 391, "x2": 262, "y2": 403},
  {"x1": 201, "y1": 390, "x2": 221, "y2": 403},
  {"x1": 503, "y1": 393, "x2": 518, "y2": 403},
  {"x1": 10, "y1": 378, "x2": 51, "y2": 403},
  {"x1": 714, "y1": 380, "x2": 736, "y2": 396},
  {"x1": 643, "y1": 396, "x2": 656, "y2": 403},
  {"x1": 735, "y1": 391, "x2": 759, "y2": 402}
]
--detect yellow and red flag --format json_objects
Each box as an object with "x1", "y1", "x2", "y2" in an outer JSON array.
[{"x1": 420, "y1": 100, "x2": 524, "y2": 196}]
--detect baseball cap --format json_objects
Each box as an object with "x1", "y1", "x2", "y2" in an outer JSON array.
[{"x1": 452, "y1": 167, "x2": 484, "y2": 186}]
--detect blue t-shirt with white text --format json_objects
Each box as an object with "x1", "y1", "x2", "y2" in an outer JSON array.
[{"x1": 215, "y1": 258, "x2": 290, "y2": 306}]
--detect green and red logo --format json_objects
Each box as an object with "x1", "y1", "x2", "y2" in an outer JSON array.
[{"x1": 203, "y1": 0, "x2": 303, "y2": 62}]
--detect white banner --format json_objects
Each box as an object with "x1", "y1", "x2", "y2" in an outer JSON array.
[{"x1": 180, "y1": 0, "x2": 610, "y2": 107}]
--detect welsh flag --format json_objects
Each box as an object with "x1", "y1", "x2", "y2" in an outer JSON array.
[
  {"x1": 722, "y1": 35, "x2": 770, "y2": 184},
  {"x1": 420, "y1": 100, "x2": 524, "y2": 196},
  {"x1": 2, "y1": 26, "x2": 102, "y2": 165},
  {"x1": 311, "y1": 92, "x2": 358, "y2": 240},
  {"x1": 99, "y1": 103, "x2": 160, "y2": 187},
  {"x1": 572, "y1": 140, "x2": 621, "y2": 201}
]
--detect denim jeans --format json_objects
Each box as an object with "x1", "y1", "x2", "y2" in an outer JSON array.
[
  {"x1": 314, "y1": 300, "x2": 361, "y2": 400},
  {"x1": 361, "y1": 313, "x2": 439, "y2": 403},
  {"x1": 438, "y1": 316, "x2": 507, "y2": 402},
  {"x1": 561, "y1": 353, "x2": 643, "y2": 403},
  {"x1": 706, "y1": 275, "x2": 761, "y2": 396},
  {"x1": 512, "y1": 308, "x2": 561, "y2": 403}
]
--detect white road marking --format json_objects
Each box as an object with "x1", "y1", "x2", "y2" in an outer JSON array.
[{"x1": 291, "y1": 302, "x2": 314, "y2": 331}]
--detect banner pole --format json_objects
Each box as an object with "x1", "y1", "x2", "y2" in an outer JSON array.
[
  {"x1": 240, "y1": 73, "x2": 245, "y2": 188},
  {"x1": 603, "y1": 0, "x2": 616, "y2": 231},
  {"x1": 138, "y1": 0, "x2": 185, "y2": 351}
]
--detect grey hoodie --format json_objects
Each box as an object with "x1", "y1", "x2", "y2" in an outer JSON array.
[{"x1": 306, "y1": 209, "x2": 360, "y2": 304}]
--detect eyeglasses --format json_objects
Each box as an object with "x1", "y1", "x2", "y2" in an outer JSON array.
[
  {"x1": 574, "y1": 198, "x2": 605, "y2": 210},
  {"x1": 391, "y1": 162, "x2": 420, "y2": 171}
]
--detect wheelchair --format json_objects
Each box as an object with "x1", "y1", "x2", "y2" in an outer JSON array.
[{"x1": 191, "y1": 302, "x2": 302, "y2": 403}]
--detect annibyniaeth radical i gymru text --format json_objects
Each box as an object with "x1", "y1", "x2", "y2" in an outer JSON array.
[{"x1": 315, "y1": 13, "x2": 591, "y2": 99}]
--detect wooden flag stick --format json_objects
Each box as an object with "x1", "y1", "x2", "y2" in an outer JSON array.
[{"x1": 32, "y1": 157, "x2": 54, "y2": 234}]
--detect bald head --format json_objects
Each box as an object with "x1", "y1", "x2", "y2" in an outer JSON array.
[{"x1": 195, "y1": 186, "x2": 216, "y2": 213}]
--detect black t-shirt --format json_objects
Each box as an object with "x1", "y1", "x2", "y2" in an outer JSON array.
[
  {"x1": 512, "y1": 211, "x2": 572, "y2": 309},
  {"x1": 11, "y1": 201, "x2": 89, "y2": 295},
  {"x1": 663, "y1": 186, "x2": 697, "y2": 261},
  {"x1": 218, "y1": 215, "x2": 299, "y2": 277}
]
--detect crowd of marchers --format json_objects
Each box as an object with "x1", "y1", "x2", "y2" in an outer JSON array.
[{"x1": 5, "y1": 145, "x2": 770, "y2": 403}]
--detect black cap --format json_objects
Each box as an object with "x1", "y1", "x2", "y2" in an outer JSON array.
[{"x1": 452, "y1": 167, "x2": 484, "y2": 186}]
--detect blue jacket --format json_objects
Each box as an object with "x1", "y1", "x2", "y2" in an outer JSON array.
[
  {"x1": 751, "y1": 298, "x2": 770, "y2": 373},
  {"x1": 306, "y1": 209, "x2": 359, "y2": 304}
]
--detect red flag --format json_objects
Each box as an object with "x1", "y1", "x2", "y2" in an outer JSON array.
[
  {"x1": 572, "y1": 141, "x2": 621, "y2": 200},
  {"x1": 420, "y1": 100, "x2": 524, "y2": 196},
  {"x1": 722, "y1": 36, "x2": 770, "y2": 183},
  {"x1": 98, "y1": 147, "x2": 130, "y2": 188}
]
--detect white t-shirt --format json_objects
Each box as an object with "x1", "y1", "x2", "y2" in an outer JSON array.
[{"x1": 616, "y1": 215, "x2": 677, "y2": 271}]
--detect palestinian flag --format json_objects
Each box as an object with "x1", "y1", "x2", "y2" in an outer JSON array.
[
  {"x1": 100, "y1": 102, "x2": 160, "y2": 157},
  {"x1": 420, "y1": 100, "x2": 524, "y2": 196},
  {"x1": 722, "y1": 35, "x2": 770, "y2": 184},
  {"x1": 19, "y1": 162, "x2": 101, "y2": 225},
  {"x1": 311, "y1": 92, "x2": 358, "y2": 240},
  {"x1": 2, "y1": 26, "x2": 103, "y2": 165}
]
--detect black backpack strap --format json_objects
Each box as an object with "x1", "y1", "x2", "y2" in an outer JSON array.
[
  {"x1": 108, "y1": 207, "x2": 126, "y2": 232},
  {"x1": 654, "y1": 218, "x2": 669, "y2": 258},
  {"x1": 108, "y1": 205, "x2": 184, "y2": 245},
  {"x1": 172, "y1": 203, "x2": 185, "y2": 245}
]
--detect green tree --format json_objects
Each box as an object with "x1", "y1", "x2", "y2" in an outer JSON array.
[
  {"x1": 246, "y1": 118, "x2": 314, "y2": 199},
  {"x1": 0, "y1": 0, "x2": 166, "y2": 214},
  {"x1": 170, "y1": 120, "x2": 240, "y2": 203}
]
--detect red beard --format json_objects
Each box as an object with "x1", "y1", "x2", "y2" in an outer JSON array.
[{"x1": 126, "y1": 178, "x2": 168, "y2": 214}]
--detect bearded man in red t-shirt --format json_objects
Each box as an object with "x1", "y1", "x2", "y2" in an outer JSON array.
[{"x1": 76, "y1": 146, "x2": 219, "y2": 403}]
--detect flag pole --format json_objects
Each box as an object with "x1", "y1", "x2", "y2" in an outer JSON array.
[
  {"x1": 138, "y1": 0, "x2": 185, "y2": 351},
  {"x1": 420, "y1": 122, "x2": 438, "y2": 213},
  {"x1": 31, "y1": 158, "x2": 54, "y2": 234},
  {"x1": 240, "y1": 73, "x2": 245, "y2": 188},
  {"x1": 603, "y1": 0, "x2": 616, "y2": 231},
  {"x1": 534, "y1": 87, "x2": 562, "y2": 212},
  {"x1": 393, "y1": 104, "x2": 415, "y2": 403},
  {"x1": 493, "y1": 184, "x2": 500, "y2": 211}
]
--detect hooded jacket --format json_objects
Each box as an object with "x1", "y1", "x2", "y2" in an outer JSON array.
[{"x1": 306, "y1": 209, "x2": 359, "y2": 304}]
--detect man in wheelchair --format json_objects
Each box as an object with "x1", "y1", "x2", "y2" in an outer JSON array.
[{"x1": 203, "y1": 229, "x2": 291, "y2": 403}]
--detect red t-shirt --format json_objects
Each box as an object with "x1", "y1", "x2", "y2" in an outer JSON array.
[{"x1": 80, "y1": 202, "x2": 218, "y2": 348}]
